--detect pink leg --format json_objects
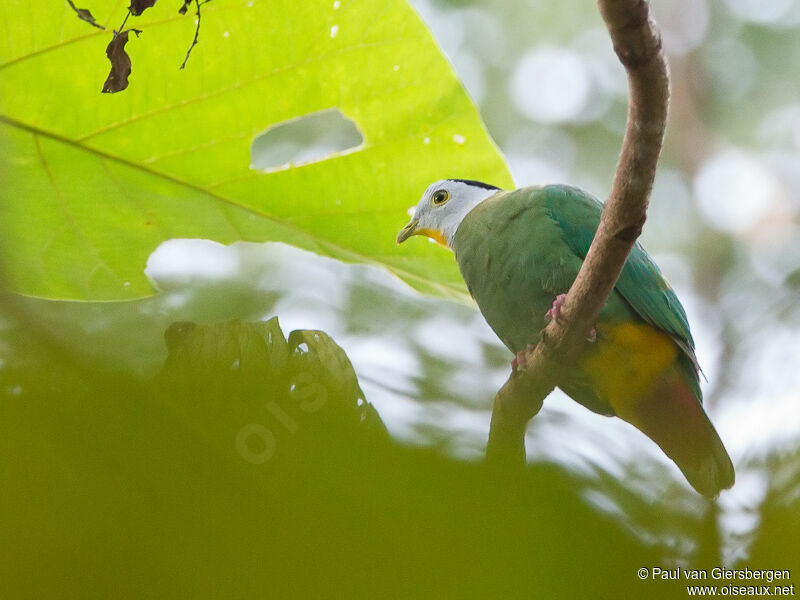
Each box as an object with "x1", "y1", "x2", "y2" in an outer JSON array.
[
  {"x1": 513, "y1": 292, "x2": 599, "y2": 372},
  {"x1": 545, "y1": 293, "x2": 597, "y2": 343},
  {"x1": 546, "y1": 294, "x2": 568, "y2": 324},
  {"x1": 511, "y1": 344, "x2": 536, "y2": 372}
]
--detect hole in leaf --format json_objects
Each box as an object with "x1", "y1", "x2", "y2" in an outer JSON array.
[
  {"x1": 145, "y1": 239, "x2": 240, "y2": 290},
  {"x1": 250, "y1": 108, "x2": 364, "y2": 172}
]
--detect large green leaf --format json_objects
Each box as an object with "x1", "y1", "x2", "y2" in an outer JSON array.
[{"x1": 0, "y1": 0, "x2": 512, "y2": 301}]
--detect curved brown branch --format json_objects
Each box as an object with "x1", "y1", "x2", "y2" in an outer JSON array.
[{"x1": 486, "y1": 0, "x2": 670, "y2": 462}]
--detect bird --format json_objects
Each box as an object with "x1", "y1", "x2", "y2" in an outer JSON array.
[{"x1": 396, "y1": 179, "x2": 735, "y2": 497}]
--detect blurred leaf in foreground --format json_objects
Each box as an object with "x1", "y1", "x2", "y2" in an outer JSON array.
[
  {"x1": 0, "y1": 312, "x2": 676, "y2": 599},
  {"x1": 153, "y1": 318, "x2": 388, "y2": 467}
]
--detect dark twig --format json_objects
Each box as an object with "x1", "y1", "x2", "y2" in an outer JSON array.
[
  {"x1": 179, "y1": 0, "x2": 203, "y2": 69},
  {"x1": 486, "y1": 0, "x2": 670, "y2": 462},
  {"x1": 117, "y1": 8, "x2": 132, "y2": 33},
  {"x1": 65, "y1": 0, "x2": 106, "y2": 29}
]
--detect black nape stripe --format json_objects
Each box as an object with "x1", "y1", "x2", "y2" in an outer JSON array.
[{"x1": 448, "y1": 179, "x2": 500, "y2": 191}]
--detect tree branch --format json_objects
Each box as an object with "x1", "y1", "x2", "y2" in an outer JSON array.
[{"x1": 486, "y1": 0, "x2": 670, "y2": 462}]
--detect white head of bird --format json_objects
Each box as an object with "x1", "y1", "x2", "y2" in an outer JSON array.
[{"x1": 396, "y1": 179, "x2": 501, "y2": 248}]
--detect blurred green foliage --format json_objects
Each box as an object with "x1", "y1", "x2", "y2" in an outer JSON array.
[
  {"x1": 0, "y1": 315, "x2": 670, "y2": 598},
  {"x1": 1, "y1": 312, "x2": 797, "y2": 597}
]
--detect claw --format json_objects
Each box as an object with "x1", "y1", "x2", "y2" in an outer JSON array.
[
  {"x1": 546, "y1": 293, "x2": 597, "y2": 343},
  {"x1": 511, "y1": 344, "x2": 536, "y2": 372},
  {"x1": 545, "y1": 294, "x2": 568, "y2": 324}
]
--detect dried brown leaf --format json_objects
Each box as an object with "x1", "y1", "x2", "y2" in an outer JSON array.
[
  {"x1": 66, "y1": 0, "x2": 105, "y2": 29},
  {"x1": 129, "y1": 0, "x2": 157, "y2": 16},
  {"x1": 101, "y1": 29, "x2": 141, "y2": 94}
]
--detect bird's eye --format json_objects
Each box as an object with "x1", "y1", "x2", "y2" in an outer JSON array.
[{"x1": 432, "y1": 190, "x2": 450, "y2": 206}]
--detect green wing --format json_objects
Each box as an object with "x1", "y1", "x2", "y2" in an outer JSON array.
[{"x1": 541, "y1": 185, "x2": 696, "y2": 352}]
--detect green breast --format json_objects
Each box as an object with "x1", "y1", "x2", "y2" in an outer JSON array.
[
  {"x1": 451, "y1": 184, "x2": 702, "y2": 414},
  {"x1": 451, "y1": 185, "x2": 590, "y2": 352}
]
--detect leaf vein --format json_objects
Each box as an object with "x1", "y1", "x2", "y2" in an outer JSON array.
[{"x1": 32, "y1": 132, "x2": 121, "y2": 290}]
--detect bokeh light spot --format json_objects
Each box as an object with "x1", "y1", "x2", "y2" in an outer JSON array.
[
  {"x1": 693, "y1": 150, "x2": 780, "y2": 233},
  {"x1": 510, "y1": 46, "x2": 592, "y2": 124}
]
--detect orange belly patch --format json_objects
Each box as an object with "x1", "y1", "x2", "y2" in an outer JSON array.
[{"x1": 581, "y1": 322, "x2": 678, "y2": 419}]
